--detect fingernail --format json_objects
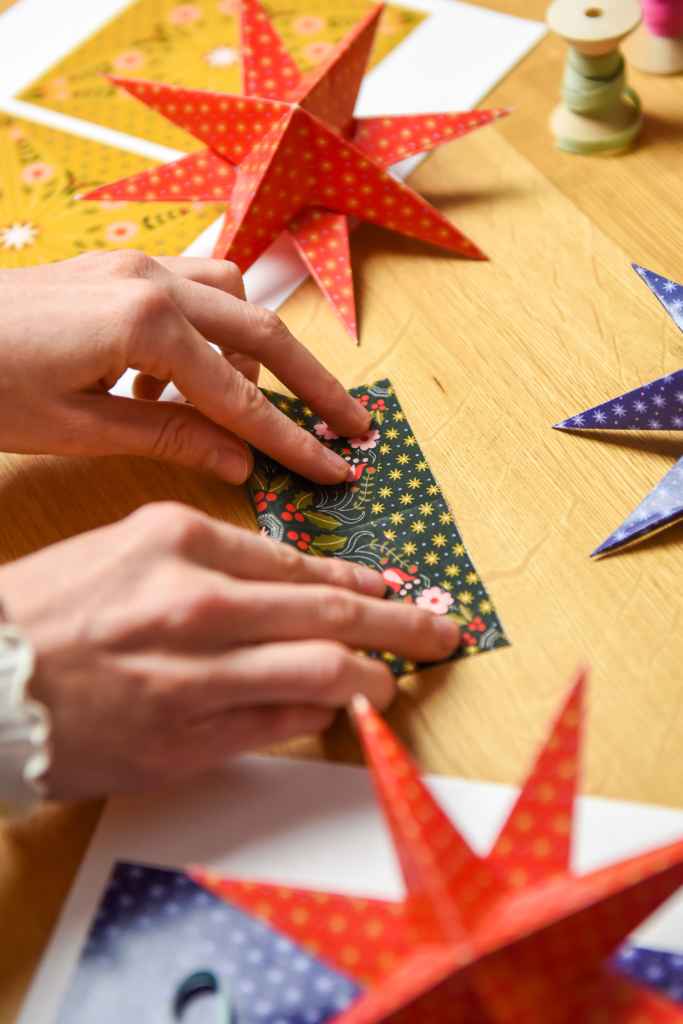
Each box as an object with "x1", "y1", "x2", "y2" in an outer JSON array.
[
  {"x1": 203, "y1": 446, "x2": 249, "y2": 484},
  {"x1": 354, "y1": 566, "x2": 387, "y2": 597},
  {"x1": 323, "y1": 446, "x2": 353, "y2": 478},
  {"x1": 435, "y1": 616, "x2": 460, "y2": 651}
]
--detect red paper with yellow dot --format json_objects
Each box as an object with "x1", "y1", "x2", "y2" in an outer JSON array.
[
  {"x1": 190, "y1": 673, "x2": 683, "y2": 1023},
  {"x1": 82, "y1": 0, "x2": 509, "y2": 340}
]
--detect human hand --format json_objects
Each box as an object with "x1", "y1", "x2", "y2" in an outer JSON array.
[
  {"x1": 0, "y1": 503, "x2": 460, "y2": 799},
  {"x1": 0, "y1": 251, "x2": 370, "y2": 485}
]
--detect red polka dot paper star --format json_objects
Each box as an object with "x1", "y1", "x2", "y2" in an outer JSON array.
[
  {"x1": 82, "y1": 0, "x2": 509, "y2": 342},
  {"x1": 189, "y1": 672, "x2": 683, "y2": 1023}
]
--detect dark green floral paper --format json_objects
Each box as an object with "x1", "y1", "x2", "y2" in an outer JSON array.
[{"x1": 248, "y1": 379, "x2": 509, "y2": 675}]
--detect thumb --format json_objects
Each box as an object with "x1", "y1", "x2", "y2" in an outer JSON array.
[{"x1": 70, "y1": 393, "x2": 254, "y2": 483}]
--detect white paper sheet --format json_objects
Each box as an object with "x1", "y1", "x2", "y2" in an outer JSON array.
[
  {"x1": 0, "y1": 0, "x2": 546, "y2": 320},
  {"x1": 17, "y1": 753, "x2": 683, "y2": 1024}
]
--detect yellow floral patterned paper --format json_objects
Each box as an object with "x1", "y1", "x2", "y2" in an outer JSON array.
[
  {"x1": 0, "y1": 115, "x2": 225, "y2": 268},
  {"x1": 18, "y1": 0, "x2": 424, "y2": 154}
]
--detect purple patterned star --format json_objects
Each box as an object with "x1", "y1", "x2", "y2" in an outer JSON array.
[{"x1": 553, "y1": 264, "x2": 683, "y2": 556}]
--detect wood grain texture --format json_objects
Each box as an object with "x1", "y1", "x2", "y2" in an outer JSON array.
[{"x1": 5, "y1": 0, "x2": 683, "y2": 1018}]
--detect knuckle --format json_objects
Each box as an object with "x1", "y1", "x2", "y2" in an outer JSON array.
[
  {"x1": 276, "y1": 542, "x2": 304, "y2": 577},
  {"x1": 323, "y1": 558, "x2": 356, "y2": 588},
  {"x1": 128, "y1": 501, "x2": 203, "y2": 541},
  {"x1": 148, "y1": 409, "x2": 199, "y2": 464},
  {"x1": 125, "y1": 502, "x2": 214, "y2": 559},
  {"x1": 312, "y1": 643, "x2": 353, "y2": 699},
  {"x1": 318, "y1": 588, "x2": 363, "y2": 633},
  {"x1": 126, "y1": 278, "x2": 172, "y2": 326},
  {"x1": 221, "y1": 260, "x2": 244, "y2": 292},
  {"x1": 102, "y1": 247, "x2": 154, "y2": 279},
  {"x1": 229, "y1": 370, "x2": 269, "y2": 420},
  {"x1": 247, "y1": 305, "x2": 290, "y2": 353}
]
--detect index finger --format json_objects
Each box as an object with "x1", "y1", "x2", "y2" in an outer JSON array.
[{"x1": 141, "y1": 260, "x2": 371, "y2": 439}]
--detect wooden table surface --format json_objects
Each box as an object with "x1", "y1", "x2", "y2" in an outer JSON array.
[{"x1": 4, "y1": 0, "x2": 683, "y2": 1017}]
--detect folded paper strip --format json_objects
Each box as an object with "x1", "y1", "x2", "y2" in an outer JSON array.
[
  {"x1": 246, "y1": 379, "x2": 508, "y2": 676},
  {"x1": 554, "y1": 264, "x2": 683, "y2": 556},
  {"x1": 81, "y1": 0, "x2": 509, "y2": 341},
  {"x1": 190, "y1": 671, "x2": 683, "y2": 1023}
]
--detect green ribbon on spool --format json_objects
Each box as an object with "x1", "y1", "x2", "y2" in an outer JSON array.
[{"x1": 556, "y1": 49, "x2": 641, "y2": 154}]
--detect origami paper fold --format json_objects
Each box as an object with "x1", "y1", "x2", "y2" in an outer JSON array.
[
  {"x1": 190, "y1": 672, "x2": 683, "y2": 1024},
  {"x1": 81, "y1": 0, "x2": 509, "y2": 341},
  {"x1": 554, "y1": 264, "x2": 683, "y2": 556},
  {"x1": 246, "y1": 379, "x2": 508, "y2": 676}
]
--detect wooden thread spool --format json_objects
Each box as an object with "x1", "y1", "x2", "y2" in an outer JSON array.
[
  {"x1": 547, "y1": 0, "x2": 643, "y2": 153},
  {"x1": 622, "y1": 0, "x2": 683, "y2": 74}
]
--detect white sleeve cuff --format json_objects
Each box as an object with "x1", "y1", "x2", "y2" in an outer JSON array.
[{"x1": 0, "y1": 621, "x2": 51, "y2": 820}]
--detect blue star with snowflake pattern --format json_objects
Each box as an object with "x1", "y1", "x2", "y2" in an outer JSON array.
[{"x1": 553, "y1": 264, "x2": 683, "y2": 555}]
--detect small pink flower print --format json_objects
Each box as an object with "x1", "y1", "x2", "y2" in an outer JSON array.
[
  {"x1": 112, "y1": 50, "x2": 147, "y2": 72},
  {"x1": 292, "y1": 15, "x2": 326, "y2": 34},
  {"x1": 8, "y1": 128, "x2": 24, "y2": 142},
  {"x1": 47, "y1": 76, "x2": 71, "y2": 101},
  {"x1": 99, "y1": 200, "x2": 129, "y2": 210},
  {"x1": 168, "y1": 3, "x2": 203, "y2": 24},
  {"x1": 191, "y1": 201, "x2": 206, "y2": 211},
  {"x1": 217, "y1": 0, "x2": 238, "y2": 12},
  {"x1": 348, "y1": 428, "x2": 380, "y2": 451},
  {"x1": 104, "y1": 220, "x2": 140, "y2": 243},
  {"x1": 314, "y1": 422, "x2": 339, "y2": 440},
  {"x1": 415, "y1": 586, "x2": 454, "y2": 615},
  {"x1": 20, "y1": 162, "x2": 54, "y2": 185},
  {"x1": 302, "y1": 41, "x2": 334, "y2": 63}
]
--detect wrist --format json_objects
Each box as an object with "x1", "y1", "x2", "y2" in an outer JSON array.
[{"x1": 0, "y1": 605, "x2": 51, "y2": 819}]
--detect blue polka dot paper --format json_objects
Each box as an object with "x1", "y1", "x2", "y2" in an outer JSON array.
[
  {"x1": 612, "y1": 944, "x2": 683, "y2": 1007},
  {"x1": 55, "y1": 861, "x2": 361, "y2": 1024}
]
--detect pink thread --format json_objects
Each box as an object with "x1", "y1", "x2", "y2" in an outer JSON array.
[{"x1": 641, "y1": 0, "x2": 683, "y2": 37}]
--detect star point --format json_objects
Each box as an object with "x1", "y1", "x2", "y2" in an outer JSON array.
[
  {"x1": 554, "y1": 266, "x2": 683, "y2": 555},
  {"x1": 83, "y1": 0, "x2": 507, "y2": 341},
  {"x1": 191, "y1": 670, "x2": 683, "y2": 1024}
]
